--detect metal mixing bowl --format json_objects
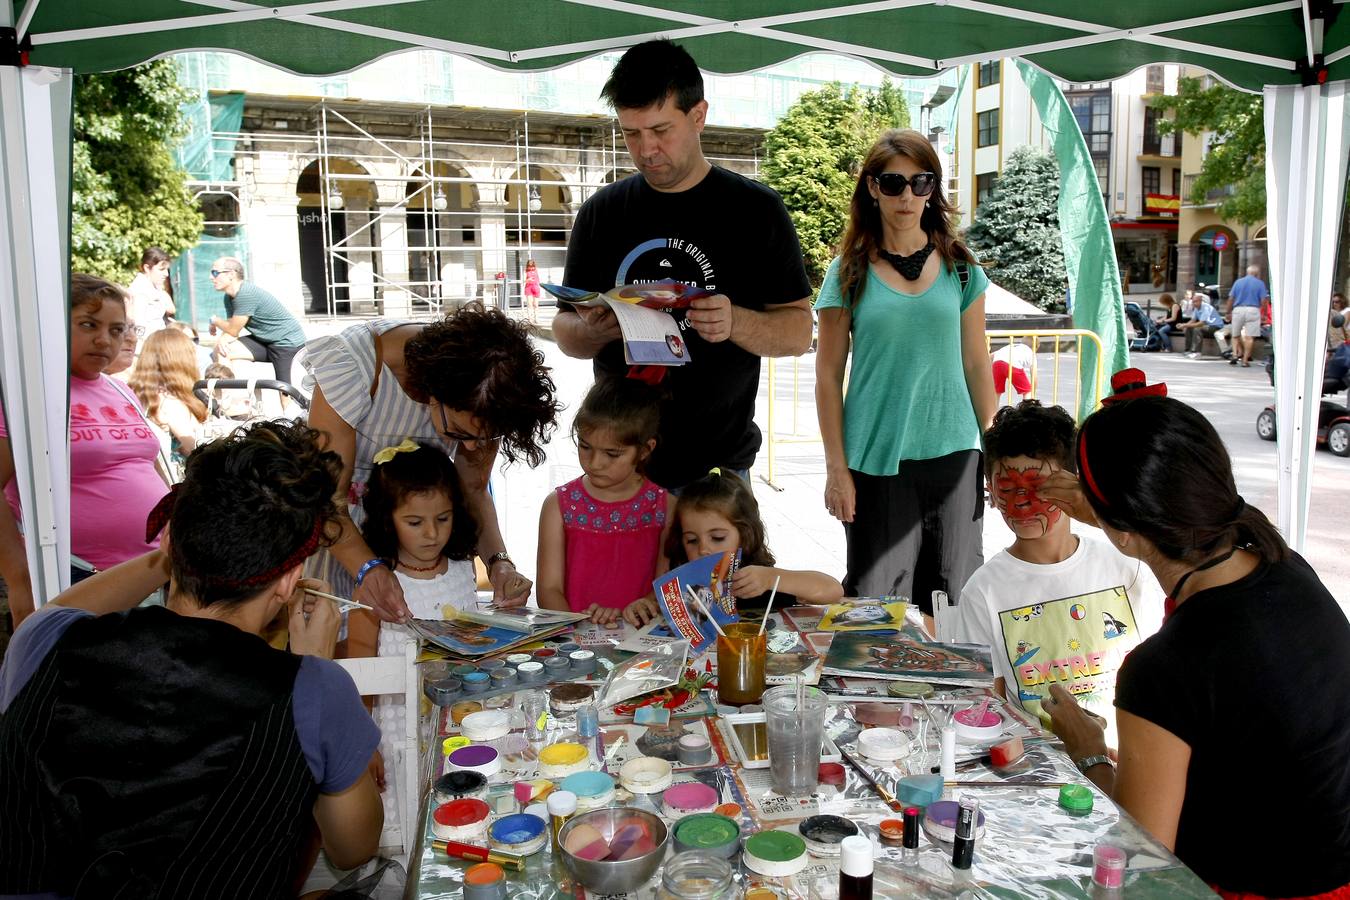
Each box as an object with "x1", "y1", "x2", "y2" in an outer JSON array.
[{"x1": 556, "y1": 807, "x2": 669, "y2": 892}]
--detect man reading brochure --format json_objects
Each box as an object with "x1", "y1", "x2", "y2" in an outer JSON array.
[{"x1": 556, "y1": 39, "x2": 812, "y2": 492}]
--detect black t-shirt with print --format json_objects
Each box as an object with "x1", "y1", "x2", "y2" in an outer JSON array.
[
  {"x1": 562, "y1": 167, "x2": 810, "y2": 490},
  {"x1": 1114, "y1": 554, "x2": 1350, "y2": 896}
]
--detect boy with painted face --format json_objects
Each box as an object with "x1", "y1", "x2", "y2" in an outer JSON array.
[{"x1": 950, "y1": 401, "x2": 1163, "y2": 747}]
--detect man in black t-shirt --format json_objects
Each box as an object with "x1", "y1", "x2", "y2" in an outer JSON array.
[{"x1": 557, "y1": 39, "x2": 812, "y2": 492}]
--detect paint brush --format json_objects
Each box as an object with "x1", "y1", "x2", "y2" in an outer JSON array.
[
  {"x1": 687, "y1": 587, "x2": 728, "y2": 638},
  {"x1": 837, "y1": 744, "x2": 903, "y2": 813},
  {"x1": 304, "y1": 587, "x2": 375, "y2": 613},
  {"x1": 758, "y1": 575, "x2": 781, "y2": 636}
]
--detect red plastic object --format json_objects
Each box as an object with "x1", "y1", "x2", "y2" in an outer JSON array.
[{"x1": 990, "y1": 736, "x2": 1025, "y2": 768}]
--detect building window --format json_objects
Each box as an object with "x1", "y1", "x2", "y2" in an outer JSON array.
[
  {"x1": 1146, "y1": 65, "x2": 1165, "y2": 94},
  {"x1": 1068, "y1": 90, "x2": 1111, "y2": 157},
  {"x1": 977, "y1": 110, "x2": 1000, "y2": 148},
  {"x1": 1093, "y1": 157, "x2": 1109, "y2": 203},
  {"x1": 1172, "y1": 168, "x2": 1182, "y2": 196},
  {"x1": 1143, "y1": 106, "x2": 1162, "y2": 155},
  {"x1": 976, "y1": 172, "x2": 998, "y2": 206},
  {"x1": 978, "y1": 61, "x2": 1001, "y2": 88}
]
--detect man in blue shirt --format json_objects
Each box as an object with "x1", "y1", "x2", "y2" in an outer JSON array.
[
  {"x1": 1180, "y1": 291, "x2": 1227, "y2": 357},
  {"x1": 1226, "y1": 264, "x2": 1270, "y2": 368}
]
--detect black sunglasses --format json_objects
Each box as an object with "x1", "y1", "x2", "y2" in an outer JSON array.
[
  {"x1": 437, "y1": 403, "x2": 498, "y2": 445},
  {"x1": 871, "y1": 171, "x2": 937, "y2": 198}
]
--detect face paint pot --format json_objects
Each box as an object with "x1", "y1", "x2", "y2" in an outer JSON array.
[
  {"x1": 798, "y1": 814, "x2": 860, "y2": 857},
  {"x1": 743, "y1": 830, "x2": 808, "y2": 877},
  {"x1": 672, "y1": 813, "x2": 741, "y2": 859},
  {"x1": 432, "y1": 798, "x2": 492, "y2": 842},
  {"x1": 434, "y1": 770, "x2": 489, "y2": 804}
]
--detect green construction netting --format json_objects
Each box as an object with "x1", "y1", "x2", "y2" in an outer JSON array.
[
  {"x1": 174, "y1": 90, "x2": 244, "y2": 183},
  {"x1": 14, "y1": 1, "x2": 1345, "y2": 94}
]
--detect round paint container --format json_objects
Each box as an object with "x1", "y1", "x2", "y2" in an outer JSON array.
[
  {"x1": 461, "y1": 709, "x2": 512, "y2": 742},
  {"x1": 431, "y1": 798, "x2": 491, "y2": 842},
  {"x1": 817, "y1": 762, "x2": 847, "y2": 788},
  {"x1": 661, "y1": 781, "x2": 719, "y2": 819},
  {"x1": 953, "y1": 706, "x2": 1004, "y2": 743},
  {"x1": 478, "y1": 658, "x2": 506, "y2": 672},
  {"x1": 557, "y1": 642, "x2": 581, "y2": 654},
  {"x1": 462, "y1": 671, "x2": 491, "y2": 694},
  {"x1": 489, "y1": 668, "x2": 518, "y2": 689},
  {"x1": 799, "y1": 814, "x2": 860, "y2": 857},
  {"x1": 744, "y1": 830, "x2": 808, "y2": 876},
  {"x1": 522, "y1": 801, "x2": 548, "y2": 821},
  {"x1": 505, "y1": 653, "x2": 533, "y2": 666},
  {"x1": 923, "y1": 800, "x2": 988, "y2": 843},
  {"x1": 462, "y1": 861, "x2": 508, "y2": 900},
  {"x1": 673, "y1": 813, "x2": 741, "y2": 859},
  {"x1": 538, "y1": 741, "x2": 590, "y2": 778},
  {"x1": 549, "y1": 683, "x2": 595, "y2": 717},
  {"x1": 448, "y1": 744, "x2": 502, "y2": 778},
  {"x1": 1059, "y1": 784, "x2": 1095, "y2": 815},
  {"x1": 543, "y1": 656, "x2": 571, "y2": 678},
  {"x1": 560, "y1": 771, "x2": 615, "y2": 811},
  {"x1": 516, "y1": 661, "x2": 545, "y2": 683},
  {"x1": 532, "y1": 648, "x2": 558, "y2": 660},
  {"x1": 854, "y1": 702, "x2": 903, "y2": 727},
  {"x1": 423, "y1": 677, "x2": 462, "y2": 707},
  {"x1": 452, "y1": 663, "x2": 478, "y2": 678},
  {"x1": 677, "y1": 734, "x2": 713, "y2": 766},
  {"x1": 575, "y1": 704, "x2": 600, "y2": 739},
  {"x1": 434, "y1": 770, "x2": 489, "y2": 804},
  {"x1": 619, "y1": 756, "x2": 674, "y2": 794},
  {"x1": 887, "y1": 680, "x2": 935, "y2": 699},
  {"x1": 878, "y1": 818, "x2": 905, "y2": 845},
  {"x1": 451, "y1": 701, "x2": 483, "y2": 726},
  {"x1": 489, "y1": 813, "x2": 548, "y2": 856},
  {"x1": 568, "y1": 649, "x2": 596, "y2": 675},
  {"x1": 442, "y1": 736, "x2": 471, "y2": 756},
  {"x1": 714, "y1": 803, "x2": 742, "y2": 819},
  {"x1": 858, "y1": 727, "x2": 912, "y2": 763}
]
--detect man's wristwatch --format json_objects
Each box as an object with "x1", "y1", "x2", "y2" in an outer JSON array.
[
  {"x1": 485, "y1": 551, "x2": 513, "y2": 570},
  {"x1": 1075, "y1": 754, "x2": 1115, "y2": 774}
]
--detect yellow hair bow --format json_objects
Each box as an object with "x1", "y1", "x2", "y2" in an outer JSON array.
[
  {"x1": 373, "y1": 438, "x2": 420, "y2": 465},
  {"x1": 708, "y1": 467, "x2": 722, "y2": 476}
]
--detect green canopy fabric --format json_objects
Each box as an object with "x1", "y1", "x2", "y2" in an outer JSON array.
[{"x1": 13, "y1": 0, "x2": 1348, "y2": 93}]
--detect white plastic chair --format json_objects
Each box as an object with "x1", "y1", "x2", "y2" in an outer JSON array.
[{"x1": 334, "y1": 639, "x2": 423, "y2": 860}]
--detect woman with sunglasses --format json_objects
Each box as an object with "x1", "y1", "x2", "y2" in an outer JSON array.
[
  {"x1": 301, "y1": 301, "x2": 560, "y2": 657},
  {"x1": 815, "y1": 129, "x2": 996, "y2": 625}
]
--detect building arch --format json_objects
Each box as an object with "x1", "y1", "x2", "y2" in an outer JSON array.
[
  {"x1": 406, "y1": 161, "x2": 482, "y2": 304},
  {"x1": 296, "y1": 157, "x2": 377, "y2": 314}
]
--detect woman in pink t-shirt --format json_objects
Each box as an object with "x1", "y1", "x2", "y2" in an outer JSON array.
[{"x1": 0, "y1": 275, "x2": 168, "y2": 626}]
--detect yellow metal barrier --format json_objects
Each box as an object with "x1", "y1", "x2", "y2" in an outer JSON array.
[{"x1": 760, "y1": 329, "x2": 1106, "y2": 491}]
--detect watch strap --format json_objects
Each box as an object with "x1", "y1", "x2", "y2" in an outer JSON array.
[{"x1": 1075, "y1": 754, "x2": 1114, "y2": 774}]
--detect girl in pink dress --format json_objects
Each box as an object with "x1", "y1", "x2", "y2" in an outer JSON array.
[{"x1": 537, "y1": 377, "x2": 675, "y2": 625}]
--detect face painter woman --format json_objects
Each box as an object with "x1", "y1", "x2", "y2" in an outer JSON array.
[
  {"x1": 814, "y1": 129, "x2": 997, "y2": 626},
  {"x1": 1039, "y1": 371, "x2": 1350, "y2": 900},
  {"x1": 0, "y1": 421, "x2": 383, "y2": 898}
]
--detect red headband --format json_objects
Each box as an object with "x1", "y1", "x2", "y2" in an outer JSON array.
[
  {"x1": 1077, "y1": 431, "x2": 1109, "y2": 506},
  {"x1": 146, "y1": 486, "x2": 325, "y2": 590}
]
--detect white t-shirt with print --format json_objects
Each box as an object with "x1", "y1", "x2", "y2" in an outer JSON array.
[{"x1": 953, "y1": 534, "x2": 1164, "y2": 745}]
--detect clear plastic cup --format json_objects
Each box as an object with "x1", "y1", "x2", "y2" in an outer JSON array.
[{"x1": 763, "y1": 684, "x2": 827, "y2": 796}]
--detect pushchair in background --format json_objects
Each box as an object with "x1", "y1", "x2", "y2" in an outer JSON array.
[{"x1": 1125, "y1": 302, "x2": 1166, "y2": 352}]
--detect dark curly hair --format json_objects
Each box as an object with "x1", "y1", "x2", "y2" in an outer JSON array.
[
  {"x1": 573, "y1": 376, "x2": 662, "y2": 470},
  {"x1": 403, "y1": 302, "x2": 560, "y2": 467},
  {"x1": 1076, "y1": 396, "x2": 1287, "y2": 566},
  {"x1": 361, "y1": 443, "x2": 478, "y2": 565},
  {"x1": 170, "y1": 420, "x2": 342, "y2": 608},
  {"x1": 665, "y1": 470, "x2": 775, "y2": 568},
  {"x1": 984, "y1": 400, "x2": 1077, "y2": 475}
]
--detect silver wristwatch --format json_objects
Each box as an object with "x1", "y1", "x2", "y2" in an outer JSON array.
[{"x1": 1075, "y1": 754, "x2": 1114, "y2": 774}]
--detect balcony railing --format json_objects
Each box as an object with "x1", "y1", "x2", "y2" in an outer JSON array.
[
  {"x1": 1182, "y1": 174, "x2": 1235, "y2": 204},
  {"x1": 1141, "y1": 133, "x2": 1177, "y2": 157}
]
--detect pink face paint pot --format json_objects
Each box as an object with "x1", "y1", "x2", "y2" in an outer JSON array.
[
  {"x1": 1093, "y1": 843, "x2": 1126, "y2": 888},
  {"x1": 661, "y1": 782, "x2": 719, "y2": 819},
  {"x1": 952, "y1": 705, "x2": 1004, "y2": 742}
]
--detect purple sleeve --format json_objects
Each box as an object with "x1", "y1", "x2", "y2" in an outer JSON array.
[
  {"x1": 291, "y1": 655, "x2": 381, "y2": 794},
  {"x1": 0, "y1": 606, "x2": 94, "y2": 713}
]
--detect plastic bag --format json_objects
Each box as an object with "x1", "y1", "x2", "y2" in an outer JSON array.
[{"x1": 597, "y1": 639, "x2": 690, "y2": 708}]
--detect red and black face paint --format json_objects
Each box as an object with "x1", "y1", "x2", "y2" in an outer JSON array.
[{"x1": 991, "y1": 458, "x2": 1062, "y2": 537}]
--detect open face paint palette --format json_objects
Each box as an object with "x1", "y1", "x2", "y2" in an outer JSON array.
[
  {"x1": 953, "y1": 704, "x2": 1005, "y2": 742},
  {"x1": 446, "y1": 744, "x2": 502, "y2": 778},
  {"x1": 433, "y1": 770, "x2": 489, "y2": 804},
  {"x1": 618, "y1": 756, "x2": 674, "y2": 794},
  {"x1": 431, "y1": 798, "x2": 492, "y2": 842},
  {"x1": 743, "y1": 829, "x2": 809, "y2": 876},
  {"x1": 489, "y1": 813, "x2": 548, "y2": 856},
  {"x1": 798, "y1": 814, "x2": 861, "y2": 857},
  {"x1": 560, "y1": 771, "x2": 616, "y2": 812},
  {"x1": 538, "y1": 741, "x2": 592, "y2": 778},
  {"x1": 923, "y1": 799, "x2": 988, "y2": 844},
  {"x1": 661, "y1": 781, "x2": 719, "y2": 819},
  {"x1": 716, "y1": 712, "x2": 842, "y2": 770},
  {"x1": 672, "y1": 813, "x2": 741, "y2": 859}
]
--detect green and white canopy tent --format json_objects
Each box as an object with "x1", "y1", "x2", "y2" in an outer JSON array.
[{"x1": 3, "y1": 1, "x2": 1347, "y2": 604}]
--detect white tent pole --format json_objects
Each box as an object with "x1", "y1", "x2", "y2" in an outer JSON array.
[
  {"x1": 1265, "y1": 81, "x2": 1350, "y2": 550},
  {"x1": 15, "y1": 0, "x2": 42, "y2": 41},
  {"x1": 0, "y1": 59, "x2": 73, "y2": 608}
]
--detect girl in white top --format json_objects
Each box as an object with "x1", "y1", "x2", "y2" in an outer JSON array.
[{"x1": 125, "y1": 247, "x2": 176, "y2": 348}]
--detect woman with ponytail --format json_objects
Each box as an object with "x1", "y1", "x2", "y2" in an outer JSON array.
[{"x1": 1040, "y1": 370, "x2": 1350, "y2": 900}]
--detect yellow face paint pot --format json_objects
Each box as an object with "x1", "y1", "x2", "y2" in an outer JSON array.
[{"x1": 537, "y1": 741, "x2": 590, "y2": 778}]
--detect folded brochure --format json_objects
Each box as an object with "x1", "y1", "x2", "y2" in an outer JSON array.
[
  {"x1": 816, "y1": 599, "x2": 910, "y2": 631},
  {"x1": 543, "y1": 280, "x2": 712, "y2": 367},
  {"x1": 649, "y1": 549, "x2": 741, "y2": 656},
  {"x1": 406, "y1": 605, "x2": 586, "y2": 658}
]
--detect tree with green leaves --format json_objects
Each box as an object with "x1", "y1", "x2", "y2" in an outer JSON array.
[
  {"x1": 1151, "y1": 76, "x2": 1264, "y2": 226},
  {"x1": 73, "y1": 59, "x2": 203, "y2": 282},
  {"x1": 965, "y1": 146, "x2": 1068, "y2": 312},
  {"x1": 761, "y1": 79, "x2": 910, "y2": 286}
]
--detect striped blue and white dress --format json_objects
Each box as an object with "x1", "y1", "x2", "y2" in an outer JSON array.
[{"x1": 301, "y1": 319, "x2": 458, "y2": 600}]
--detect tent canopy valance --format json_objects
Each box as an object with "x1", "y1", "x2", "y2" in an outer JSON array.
[{"x1": 11, "y1": 0, "x2": 1348, "y2": 91}]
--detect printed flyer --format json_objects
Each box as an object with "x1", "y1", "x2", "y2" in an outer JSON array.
[
  {"x1": 650, "y1": 550, "x2": 741, "y2": 655},
  {"x1": 542, "y1": 280, "x2": 714, "y2": 367}
]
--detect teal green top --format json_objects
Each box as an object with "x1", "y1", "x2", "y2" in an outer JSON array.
[
  {"x1": 225, "y1": 281, "x2": 306, "y2": 348},
  {"x1": 814, "y1": 256, "x2": 989, "y2": 475}
]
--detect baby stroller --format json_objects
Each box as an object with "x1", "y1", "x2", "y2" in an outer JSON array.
[
  {"x1": 1124, "y1": 302, "x2": 1165, "y2": 352},
  {"x1": 1256, "y1": 341, "x2": 1350, "y2": 457}
]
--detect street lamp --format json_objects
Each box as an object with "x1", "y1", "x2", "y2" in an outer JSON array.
[
  {"x1": 528, "y1": 185, "x2": 542, "y2": 212},
  {"x1": 327, "y1": 186, "x2": 343, "y2": 210},
  {"x1": 433, "y1": 184, "x2": 448, "y2": 211}
]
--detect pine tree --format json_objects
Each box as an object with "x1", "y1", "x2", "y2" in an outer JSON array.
[
  {"x1": 762, "y1": 80, "x2": 910, "y2": 286},
  {"x1": 965, "y1": 146, "x2": 1068, "y2": 312}
]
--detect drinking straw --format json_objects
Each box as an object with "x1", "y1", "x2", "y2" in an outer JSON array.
[
  {"x1": 687, "y1": 588, "x2": 728, "y2": 639},
  {"x1": 758, "y1": 575, "x2": 781, "y2": 636},
  {"x1": 304, "y1": 587, "x2": 375, "y2": 612}
]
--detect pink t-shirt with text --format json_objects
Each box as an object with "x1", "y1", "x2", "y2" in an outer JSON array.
[{"x1": 0, "y1": 374, "x2": 166, "y2": 570}]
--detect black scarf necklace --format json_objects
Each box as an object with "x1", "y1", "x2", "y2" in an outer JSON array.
[{"x1": 878, "y1": 242, "x2": 935, "y2": 280}]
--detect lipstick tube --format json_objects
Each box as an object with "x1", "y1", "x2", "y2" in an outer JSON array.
[{"x1": 431, "y1": 839, "x2": 526, "y2": 871}]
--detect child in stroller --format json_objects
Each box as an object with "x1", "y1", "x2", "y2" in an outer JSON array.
[{"x1": 1125, "y1": 301, "x2": 1165, "y2": 352}]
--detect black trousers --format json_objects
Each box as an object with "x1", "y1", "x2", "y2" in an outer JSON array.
[
  {"x1": 843, "y1": 450, "x2": 984, "y2": 616},
  {"x1": 236, "y1": 335, "x2": 302, "y2": 386}
]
